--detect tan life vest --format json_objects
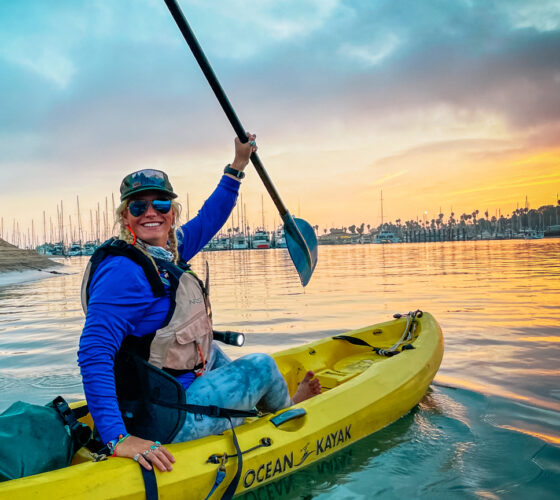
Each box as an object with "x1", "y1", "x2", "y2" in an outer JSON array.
[
  {"x1": 148, "y1": 270, "x2": 213, "y2": 372},
  {"x1": 81, "y1": 239, "x2": 213, "y2": 374}
]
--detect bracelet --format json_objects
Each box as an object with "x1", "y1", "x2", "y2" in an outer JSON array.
[
  {"x1": 107, "y1": 439, "x2": 117, "y2": 454},
  {"x1": 109, "y1": 433, "x2": 130, "y2": 457}
]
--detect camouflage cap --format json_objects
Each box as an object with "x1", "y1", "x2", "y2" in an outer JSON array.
[{"x1": 120, "y1": 169, "x2": 177, "y2": 201}]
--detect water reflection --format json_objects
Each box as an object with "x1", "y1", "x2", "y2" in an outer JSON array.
[
  {"x1": 238, "y1": 386, "x2": 560, "y2": 499},
  {"x1": 199, "y1": 240, "x2": 560, "y2": 412},
  {"x1": 0, "y1": 240, "x2": 559, "y2": 497},
  {"x1": 519, "y1": 336, "x2": 560, "y2": 343},
  {"x1": 237, "y1": 403, "x2": 417, "y2": 500},
  {"x1": 496, "y1": 425, "x2": 560, "y2": 446},
  {"x1": 1, "y1": 240, "x2": 559, "y2": 412}
]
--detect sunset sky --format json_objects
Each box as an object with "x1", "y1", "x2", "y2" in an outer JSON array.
[{"x1": 1, "y1": 0, "x2": 560, "y2": 241}]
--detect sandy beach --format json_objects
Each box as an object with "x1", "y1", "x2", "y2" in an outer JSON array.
[{"x1": 0, "y1": 238, "x2": 62, "y2": 274}]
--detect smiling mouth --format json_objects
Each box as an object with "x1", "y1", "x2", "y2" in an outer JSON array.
[{"x1": 142, "y1": 222, "x2": 162, "y2": 227}]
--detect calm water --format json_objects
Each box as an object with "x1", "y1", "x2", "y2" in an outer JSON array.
[{"x1": 0, "y1": 240, "x2": 559, "y2": 499}]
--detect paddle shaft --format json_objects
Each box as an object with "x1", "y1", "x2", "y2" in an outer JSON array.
[
  {"x1": 164, "y1": 0, "x2": 289, "y2": 218},
  {"x1": 164, "y1": 0, "x2": 318, "y2": 286}
]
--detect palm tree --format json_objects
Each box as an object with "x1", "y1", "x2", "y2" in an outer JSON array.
[
  {"x1": 472, "y1": 210, "x2": 479, "y2": 236},
  {"x1": 448, "y1": 212, "x2": 455, "y2": 227}
]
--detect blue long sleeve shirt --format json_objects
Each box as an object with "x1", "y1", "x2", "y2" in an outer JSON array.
[{"x1": 78, "y1": 175, "x2": 240, "y2": 444}]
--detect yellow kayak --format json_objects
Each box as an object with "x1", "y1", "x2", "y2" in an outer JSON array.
[{"x1": 0, "y1": 311, "x2": 443, "y2": 499}]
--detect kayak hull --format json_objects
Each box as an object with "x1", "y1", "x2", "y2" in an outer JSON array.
[{"x1": 0, "y1": 312, "x2": 443, "y2": 499}]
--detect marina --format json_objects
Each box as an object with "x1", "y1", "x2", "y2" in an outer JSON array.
[
  {"x1": 4, "y1": 198, "x2": 558, "y2": 256},
  {"x1": 24, "y1": 223, "x2": 560, "y2": 256}
]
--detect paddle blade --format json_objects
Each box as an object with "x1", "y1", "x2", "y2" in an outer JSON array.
[{"x1": 282, "y1": 213, "x2": 318, "y2": 287}]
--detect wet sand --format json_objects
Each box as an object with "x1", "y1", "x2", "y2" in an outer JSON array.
[{"x1": 0, "y1": 238, "x2": 61, "y2": 273}]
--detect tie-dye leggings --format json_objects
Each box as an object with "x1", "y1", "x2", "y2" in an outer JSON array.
[{"x1": 172, "y1": 343, "x2": 291, "y2": 443}]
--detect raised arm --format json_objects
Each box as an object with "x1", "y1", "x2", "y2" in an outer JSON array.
[{"x1": 178, "y1": 134, "x2": 257, "y2": 260}]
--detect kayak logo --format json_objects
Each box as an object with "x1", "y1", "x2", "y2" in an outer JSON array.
[
  {"x1": 242, "y1": 424, "x2": 352, "y2": 488},
  {"x1": 315, "y1": 425, "x2": 352, "y2": 455}
]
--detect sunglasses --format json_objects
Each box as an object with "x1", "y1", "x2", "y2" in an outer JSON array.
[{"x1": 128, "y1": 199, "x2": 172, "y2": 217}]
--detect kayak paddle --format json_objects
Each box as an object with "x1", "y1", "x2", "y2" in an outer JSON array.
[{"x1": 163, "y1": 0, "x2": 318, "y2": 286}]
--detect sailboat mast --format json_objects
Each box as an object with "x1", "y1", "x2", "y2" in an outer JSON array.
[
  {"x1": 104, "y1": 197, "x2": 109, "y2": 241},
  {"x1": 236, "y1": 199, "x2": 240, "y2": 233},
  {"x1": 261, "y1": 194, "x2": 265, "y2": 230},
  {"x1": 90, "y1": 210, "x2": 93, "y2": 242},
  {"x1": 56, "y1": 204, "x2": 60, "y2": 244},
  {"x1": 111, "y1": 193, "x2": 116, "y2": 232},
  {"x1": 239, "y1": 193, "x2": 244, "y2": 234},
  {"x1": 60, "y1": 201, "x2": 65, "y2": 245},
  {"x1": 96, "y1": 202, "x2": 100, "y2": 242},
  {"x1": 77, "y1": 196, "x2": 82, "y2": 243},
  {"x1": 380, "y1": 190, "x2": 384, "y2": 228}
]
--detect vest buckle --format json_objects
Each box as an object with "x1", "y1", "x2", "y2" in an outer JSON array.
[{"x1": 207, "y1": 405, "x2": 221, "y2": 417}]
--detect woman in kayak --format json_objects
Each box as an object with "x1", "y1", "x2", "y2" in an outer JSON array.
[{"x1": 78, "y1": 134, "x2": 320, "y2": 472}]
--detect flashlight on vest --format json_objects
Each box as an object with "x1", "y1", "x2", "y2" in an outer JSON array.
[{"x1": 213, "y1": 330, "x2": 245, "y2": 347}]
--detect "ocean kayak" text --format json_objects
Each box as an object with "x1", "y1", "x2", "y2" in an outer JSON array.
[{"x1": 243, "y1": 424, "x2": 352, "y2": 488}]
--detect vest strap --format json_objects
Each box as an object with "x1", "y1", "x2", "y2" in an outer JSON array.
[
  {"x1": 162, "y1": 365, "x2": 201, "y2": 377},
  {"x1": 140, "y1": 465, "x2": 159, "y2": 500},
  {"x1": 221, "y1": 417, "x2": 243, "y2": 500},
  {"x1": 150, "y1": 399, "x2": 258, "y2": 420},
  {"x1": 83, "y1": 238, "x2": 167, "y2": 308},
  {"x1": 332, "y1": 335, "x2": 399, "y2": 357}
]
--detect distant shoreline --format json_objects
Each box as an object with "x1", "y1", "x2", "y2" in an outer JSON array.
[{"x1": 0, "y1": 238, "x2": 62, "y2": 274}]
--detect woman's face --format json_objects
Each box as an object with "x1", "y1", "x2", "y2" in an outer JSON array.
[{"x1": 122, "y1": 191, "x2": 175, "y2": 247}]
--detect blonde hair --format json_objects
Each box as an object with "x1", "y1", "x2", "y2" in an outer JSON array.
[{"x1": 115, "y1": 198, "x2": 182, "y2": 265}]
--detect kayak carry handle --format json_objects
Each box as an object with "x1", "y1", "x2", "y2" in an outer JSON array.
[{"x1": 270, "y1": 408, "x2": 307, "y2": 427}]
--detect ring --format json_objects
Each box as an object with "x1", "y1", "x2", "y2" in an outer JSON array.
[
  {"x1": 133, "y1": 453, "x2": 141, "y2": 462},
  {"x1": 150, "y1": 444, "x2": 159, "y2": 451},
  {"x1": 143, "y1": 449, "x2": 150, "y2": 457},
  {"x1": 154, "y1": 441, "x2": 161, "y2": 447},
  {"x1": 250, "y1": 141, "x2": 256, "y2": 147}
]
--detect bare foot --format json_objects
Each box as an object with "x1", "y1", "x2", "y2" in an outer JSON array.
[{"x1": 292, "y1": 371, "x2": 321, "y2": 404}]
